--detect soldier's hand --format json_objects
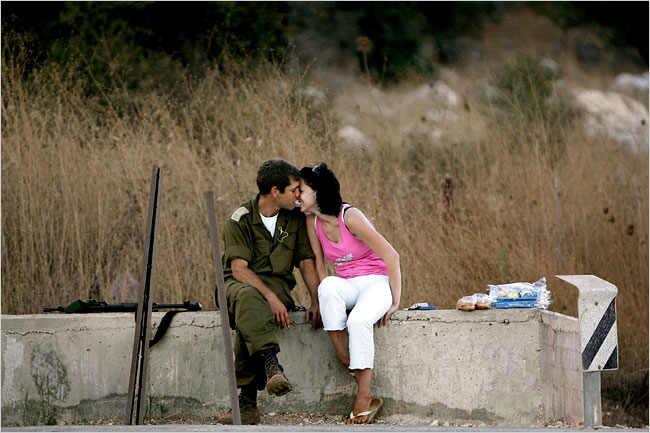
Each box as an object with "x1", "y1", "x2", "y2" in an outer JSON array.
[
  {"x1": 305, "y1": 304, "x2": 322, "y2": 329},
  {"x1": 268, "y1": 294, "x2": 291, "y2": 329}
]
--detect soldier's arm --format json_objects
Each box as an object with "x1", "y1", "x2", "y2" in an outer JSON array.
[
  {"x1": 224, "y1": 209, "x2": 291, "y2": 328},
  {"x1": 296, "y1": 214, "x2": 322, "y2": 329},
  {"x1": 298, "y1": 258, "x2": 320, "y2": 305},
  {"x1": 298, "y1": 258, "x2": 322, "y2": 329}
]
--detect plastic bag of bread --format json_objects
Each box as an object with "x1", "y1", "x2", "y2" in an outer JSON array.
[
  {"x1": 474, "y1": 293, "x2": 493, "y2": 310},
  {"x1": 456, "y1": 295, "x2": 476, "y2": 311},
  {"x1": 487, "y1": 277, "x2": 551, "y2": 309},
  {"x1": 490, "y1": 286, "x2": 519, "y2": 298}
]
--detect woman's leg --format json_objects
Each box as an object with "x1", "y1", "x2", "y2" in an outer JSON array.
[
  {"x1": 346, "y1": 275, "x2": 392, "y2": 370},
  {"x1": 328, "y1": 330, "x2": 349, "y2": 368},
  {"x1": 345, "y1": 275, "x2": 392, "y2": 422},
  {"x1": 348, "y1": 368, "x2": 373, "y2": 424},
  {"x1": 318, "y1": 276, "x2": 359, "y2": 368}
]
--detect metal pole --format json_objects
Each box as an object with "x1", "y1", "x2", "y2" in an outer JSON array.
[
  {"x1": 583, "y1": 371, "x2": 602, "y2": 427},
  {"x1": 557, "y1": 275, "x2": 617, "y2": 429},
  {"x1": 205, "y1": 191, "x2": 241, "y2": 425},
  {"x1": 127, "y1": 166, "x2": 162, "y2": 425}
]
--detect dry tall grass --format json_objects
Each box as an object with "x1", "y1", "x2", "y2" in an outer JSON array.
[{"x1": 2, "y1": 44, "x2": 647, "y2": 420}]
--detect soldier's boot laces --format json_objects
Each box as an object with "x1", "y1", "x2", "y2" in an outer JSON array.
[
  {"x1": 217, "y1": 392, "x2": 260, "y2": 425},
  {"x1": 260, "y1": 349, "x2": 292, "y2": 397}
]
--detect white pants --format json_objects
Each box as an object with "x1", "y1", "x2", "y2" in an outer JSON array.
[{"x1": 318, "y1": 275, "x2": 392, "y2": 370}]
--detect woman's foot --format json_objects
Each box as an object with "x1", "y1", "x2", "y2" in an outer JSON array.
[{"x1": 347, "y1": 391, "x2": 372, "y2": 424}]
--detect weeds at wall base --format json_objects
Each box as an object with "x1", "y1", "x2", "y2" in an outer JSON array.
[{"x1": 19, "y1": 383, "x2": 58, "y2": 426}]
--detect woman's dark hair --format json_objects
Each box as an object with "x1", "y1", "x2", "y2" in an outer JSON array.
[{"x1": 300, "y1": 163, "x2": 343, "y2": 216}]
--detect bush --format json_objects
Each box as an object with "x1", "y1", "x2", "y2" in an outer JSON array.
[
  {"x1": 486, "y1": 55, "x2": 577, "y2": 166},
  {"x1": 491, "y1": 55, "x2": 557, "y2": 117}
]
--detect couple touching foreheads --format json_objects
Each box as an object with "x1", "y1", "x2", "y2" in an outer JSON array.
[{"x1": 217, "y1": 158, "x2": 401, "y2": 425}]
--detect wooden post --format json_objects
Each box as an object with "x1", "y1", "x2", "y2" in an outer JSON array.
[{"x1": 205, "y1": 191, "x2": 241, "y2": 425}]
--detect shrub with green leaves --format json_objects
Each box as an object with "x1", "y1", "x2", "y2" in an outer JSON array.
[
  {"x1": 487, "y1": 55, "x2": 577, "y2": 165},
  {"x1": 490, "y1": 55, "x2": 558, "y2": 119}
]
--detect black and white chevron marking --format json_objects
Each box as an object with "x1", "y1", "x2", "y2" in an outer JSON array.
[{"x1": 581, "y1": 297, "x2": 618, "y2": 371}]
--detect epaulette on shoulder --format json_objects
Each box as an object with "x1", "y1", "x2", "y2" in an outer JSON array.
[{"x1": 230, "y1": 206, "x2": 250, "y2": 223}]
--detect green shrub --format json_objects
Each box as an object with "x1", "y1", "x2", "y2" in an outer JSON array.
[
  {"x1": 491, "y1": 55, "x2": 557, "y2": 119},
  {"x1": 487, "y1": 55, "x2": 577, "y2": 166}
]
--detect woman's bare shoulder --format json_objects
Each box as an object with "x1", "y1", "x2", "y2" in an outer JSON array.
[{"x1": 344, "y1": 206, "x2": 372, "y2": 229}]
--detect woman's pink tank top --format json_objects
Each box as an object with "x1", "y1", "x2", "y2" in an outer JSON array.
[{"x1": 315, "y1": 204, "x2": 388, "y2": 279}]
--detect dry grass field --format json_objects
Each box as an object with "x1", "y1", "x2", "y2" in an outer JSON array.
[{"x1": 2, "y1": 36, "x2": 647, "y2": 423}]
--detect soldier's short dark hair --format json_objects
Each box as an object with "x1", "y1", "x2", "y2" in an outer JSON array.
[
  {"x1": 256, "y1": 159, "x2": 301, "y2": 194},
  {"x1": 299, "y1": 163, "x2": 343, "y2": 216}
]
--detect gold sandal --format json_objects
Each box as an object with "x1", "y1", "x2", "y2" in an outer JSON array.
[{"x1": 347, "y1": 397, "x2": 383, "y2": 424}]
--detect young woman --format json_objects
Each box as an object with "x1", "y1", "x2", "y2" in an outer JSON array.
[{"x1": 298, "y1": 163, "x2": 401, "y2": 425}]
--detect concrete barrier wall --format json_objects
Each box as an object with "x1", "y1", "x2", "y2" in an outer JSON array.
[{"x1": 1, "y1": 309, "x2": 581, "y2": 427}]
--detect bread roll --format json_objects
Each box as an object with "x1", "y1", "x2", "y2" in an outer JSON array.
[
  {"x1": 475, "y1": 300, "x2": 491, "y2": 310},
  {"x1": 474, "y1": 293, "x2": 492, "y2": 310},
  {"x1": 456, "y1": 296, "x2": 476, "y2": 311}
]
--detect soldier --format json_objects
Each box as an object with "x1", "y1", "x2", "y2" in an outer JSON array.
[{"x1": 217, "y1": 159, "x2": 321, "y2": 425}]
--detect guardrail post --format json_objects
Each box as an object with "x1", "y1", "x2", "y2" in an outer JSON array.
[{"x1": 556, "y1": 275, "x2": 618, "y2": 428}]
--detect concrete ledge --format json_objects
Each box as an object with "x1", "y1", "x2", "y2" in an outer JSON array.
[{"x1": 1, "y1": 309, "x2": 581, "y2": 427}]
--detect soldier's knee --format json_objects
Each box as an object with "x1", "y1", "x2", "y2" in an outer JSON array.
[{"x1": 233, "y1": 285, "x2": 267, "y2": 311}]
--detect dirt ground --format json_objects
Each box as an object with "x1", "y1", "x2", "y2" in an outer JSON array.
[
  {"x1": 69, "y1": 412, "x2": 348, "y2": 427},
  {"x1": 62, "y1": 412, "x2": 641, "y2": 429},
  {"x1": 55, "y1": 394, "x2": 646, "y2": 429}
]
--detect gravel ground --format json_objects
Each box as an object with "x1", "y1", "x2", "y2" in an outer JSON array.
[
  {"x1": 67, "y1": 413, "x2": 348, "y2": 427},
  {"x1": 60, "y1": 413, "x2": 644, "y2": 429}
]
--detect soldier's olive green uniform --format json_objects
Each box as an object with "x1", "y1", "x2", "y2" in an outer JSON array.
[{"x1": 220, "y1": 196, "x2": 315, "y2": 389}]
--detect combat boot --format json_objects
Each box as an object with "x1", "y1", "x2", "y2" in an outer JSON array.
[
  {"x1": 217, "y1": 390, "x2": 261, "y2": 425},
  {"x1": 259, "y1": 348, "x2": 292, "y2": 396}
]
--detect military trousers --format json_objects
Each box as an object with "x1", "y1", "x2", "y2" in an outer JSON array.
[{"x1": 224, "y1": 275, "x2": 295, "y2": 389}]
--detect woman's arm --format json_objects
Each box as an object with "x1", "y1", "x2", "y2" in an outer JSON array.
[
  {"x1": 306, "y1": 214, "x2": 328, "y2": 282},
  {"x1": 345, "y1": 208, "x2": 401, "y2": 327}
]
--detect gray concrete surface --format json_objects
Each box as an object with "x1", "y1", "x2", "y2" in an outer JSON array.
[
  {"x1": 2, "y1": 425, "x2": 648, "y2": 432},
  {"x1": 2, "y1": 309, "x2": 582, "y2": 428}
]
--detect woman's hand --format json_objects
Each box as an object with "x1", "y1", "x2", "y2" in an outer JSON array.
[{"x1": 378, "y1": 303, "x2": 399, "y2": 328}]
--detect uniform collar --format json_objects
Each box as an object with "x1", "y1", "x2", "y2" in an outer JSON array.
[
  {"x1": 251, "y1": 195, "x2": 263, "y2": 225},
  {"x1": 251, "y1": 195, "x2": 291, "y2": 242},
  {"x1": 251, "y1": 194, "x2": 287, "y2": 226}
]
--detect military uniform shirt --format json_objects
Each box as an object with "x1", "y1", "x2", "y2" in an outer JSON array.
[{"x1": 222, "y1": 196, "x2": 315, "y2": 290}]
